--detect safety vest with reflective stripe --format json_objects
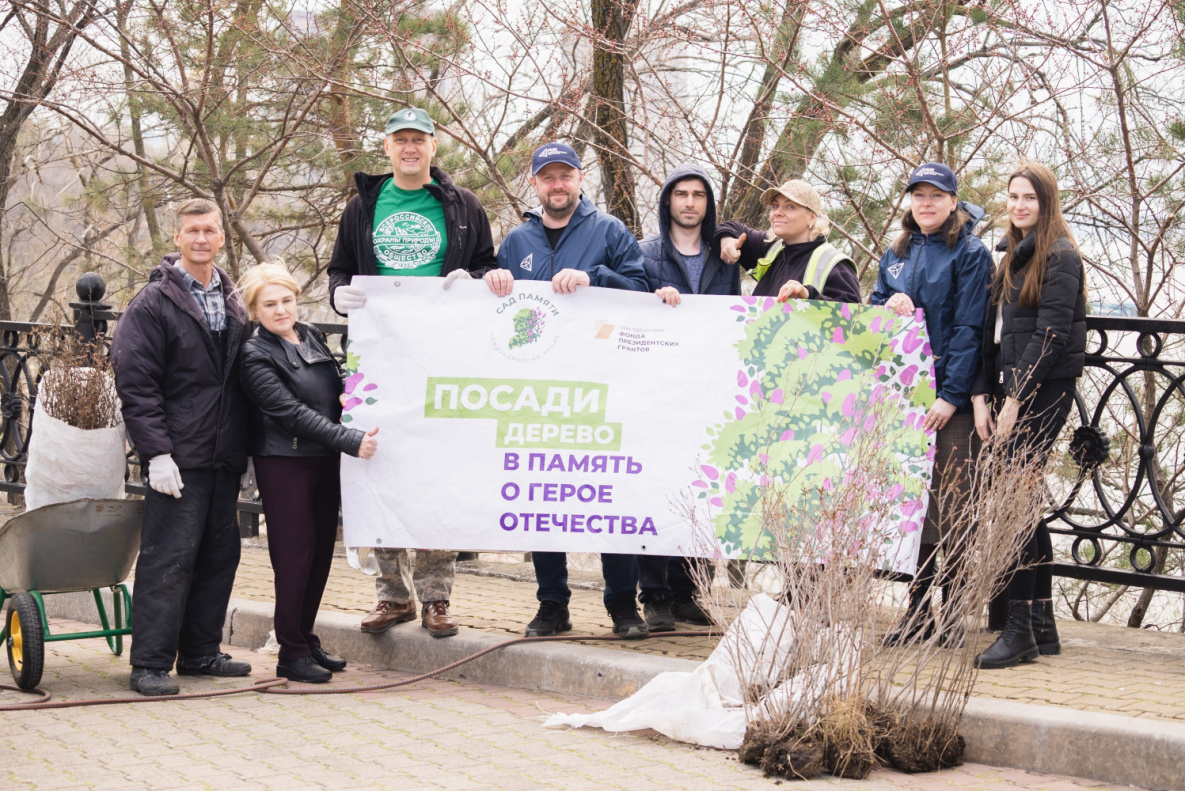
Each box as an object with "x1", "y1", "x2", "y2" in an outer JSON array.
[{"x1": 752, "y1": 240, "x2": 852, "y2": 293}]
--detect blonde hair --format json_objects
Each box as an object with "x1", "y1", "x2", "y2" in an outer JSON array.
[
  {"x1": 238, "y1": 262, "x2": 300, "y2": 320},
  {"x1": 173, "y1": 198, "x2": 222, "y2": 231}
]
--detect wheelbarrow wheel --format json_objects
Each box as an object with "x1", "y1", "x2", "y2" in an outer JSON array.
[{"x1": 6, "y1": 593, "x2": 44, "y2": 690}]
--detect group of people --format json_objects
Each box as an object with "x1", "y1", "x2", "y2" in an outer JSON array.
[{"x1": 108, "y1": 105, "x2": 1084, "y2": 696}]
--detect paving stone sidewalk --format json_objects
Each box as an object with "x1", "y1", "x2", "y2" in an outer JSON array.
[
  {"x1": 0, "y1": 618, "x2": 1133, "y2": 791},
  {"x1": 220, "y1": 546, "x2": 1185, "y2": 725}
]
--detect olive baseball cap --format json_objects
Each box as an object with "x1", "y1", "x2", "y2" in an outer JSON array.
[{"x1": 385, "y1": 107, "x2": 435, "y2": 136}]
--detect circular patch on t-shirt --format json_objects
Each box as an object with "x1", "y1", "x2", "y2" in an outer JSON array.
[{"x1": 373, "y1": 211, "x2": 443, "y2": 268}]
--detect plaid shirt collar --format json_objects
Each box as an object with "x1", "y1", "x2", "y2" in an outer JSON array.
[{"x1": 174, "y1": 262, "x2": 227, "y2": 331}]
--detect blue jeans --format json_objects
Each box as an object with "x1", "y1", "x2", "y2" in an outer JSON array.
[{"x1": 532, "y1": 552, "x2": 638, "y2": 607}]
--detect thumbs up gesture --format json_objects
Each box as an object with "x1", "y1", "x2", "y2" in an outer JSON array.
[{"x1": 720, "y1": 232, "x2": 746, "y2": 265}]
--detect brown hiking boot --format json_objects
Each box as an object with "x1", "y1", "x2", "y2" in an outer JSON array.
[
  {"x1": 422, "y1": 600, "x2": 459, "y2": 638},
  {"x1": 361, "y1": 600, "x2": 416, "y2": 633}
]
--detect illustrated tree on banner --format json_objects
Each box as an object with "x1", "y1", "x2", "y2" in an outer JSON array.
[{"x1": 692, "y1": 297, "x2": 935, "y2": 569}]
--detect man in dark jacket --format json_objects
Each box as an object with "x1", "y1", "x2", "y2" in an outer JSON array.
[
  {"x1": 328, "y1": 107, "x2": 496, "y2": 639},
  {"x1": 328, "y1": 107, "x2": 497, "y2": 313},
  {"x1": 111, "y1": 198, "x2": 253, "y2": 696},
  {"x1": 640, "y1": 163, "x2": 738, "y2": 302},
  {"x1": 483, "y1": 142, "x2": 647, "y2": 297},
  {"x1": 634, "y1": 165, "x2": 728, "y2": 631},
  {"x1": 484, "y1": 142, "x2": 649, "y2": 640}
]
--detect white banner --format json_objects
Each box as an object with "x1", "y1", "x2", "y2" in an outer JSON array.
[{"x1": 340, "y1": 277, "x2": 936, "y2": 574}]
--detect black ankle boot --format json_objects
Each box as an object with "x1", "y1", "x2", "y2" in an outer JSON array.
[
  {"x1": 1031, "y1": 599, "x2": 1060, "y2": 656},
  {"x1": 883, "y1": 593, "x2": 933, "y2": 646},
  {"x1": 975, "y1": 600, "x2": 1039, "y2": 669}
]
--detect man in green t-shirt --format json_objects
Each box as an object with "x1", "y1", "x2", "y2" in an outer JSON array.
[{"x1": 327, "y1": 108, "x2": 496, "y2": 640}]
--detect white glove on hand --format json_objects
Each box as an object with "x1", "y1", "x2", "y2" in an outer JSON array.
[
  {"x1": 148, "y1": 454, "x2": 184, "y2": 499},
  {"x1": 334, "y1": 284, "x2": 367, "y2": 313},
  {"x1": 442, "y1": 269, "x2": 472, "y2": 290}
]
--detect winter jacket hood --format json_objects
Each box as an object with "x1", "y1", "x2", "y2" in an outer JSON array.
[
  {"x1": 327, "y1": 166, "x2": 497, "y2": 313},
  {"x1": 111, "y1": 256, "x2": 250, "y2": 472},
  {"x1": 639, "y1": 164, "x2": 739, "y2": 296},
  {"x1": 240, "y1": 323, "x2": 364, "y2": 458},
  {"x1": 496, "y1": 195, "x2": 648, "y2": 291},
  {"x1": 870, "y1": 201, "x2": 992, "y2": 410}
]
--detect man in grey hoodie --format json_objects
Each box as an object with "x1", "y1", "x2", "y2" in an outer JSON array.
[{"x1": 636, "y1": 164, "x2": 735, "y2": 629}]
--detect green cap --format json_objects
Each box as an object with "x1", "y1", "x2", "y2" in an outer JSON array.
[{"x1": 384, "y1": 107, "x2": 435, "y2": 136}]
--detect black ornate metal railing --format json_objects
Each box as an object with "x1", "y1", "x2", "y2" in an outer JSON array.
[
  {"x1": 1046, "y1": 315, "x2": 1185, "y2": 594},
  {"x1": 3, "y1": 275, "x2": 1185, "y2": 592}
]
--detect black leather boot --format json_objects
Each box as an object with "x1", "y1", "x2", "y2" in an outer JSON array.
[
  {"x1": 883, "y1": 592, "x2": 933, "y2": 646},
  {"x1": 1031, "y1": 599, "x2": 1060, "y2": 656},
  {"x1": 975, "y1": 600, "x2": 1039, "y2": 669}
]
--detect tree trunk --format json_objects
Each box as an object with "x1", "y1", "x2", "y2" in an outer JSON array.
[
  {"x1": 724, "y1": 0, "x2": 933, "y2": 227},
  {"x1": 117, "y1": 1, "x2": 162, "y2": 248},
  {"x1": 720, "y1": 2, "x2": 805, "y2": 210},
  {"x1": 590, "y1": 0, "x2": 639, "y2": 236}
]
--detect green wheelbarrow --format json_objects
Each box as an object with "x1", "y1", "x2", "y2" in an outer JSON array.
[{"x1": 0, "y1": 499, "x2": 142, "y2": 690}]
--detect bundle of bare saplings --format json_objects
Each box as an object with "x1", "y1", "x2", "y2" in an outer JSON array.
[
  {"x1": 694, "y1": 369, "x2": 1049, "y2": 782},
  {"x1": 24, "y1": 330, "x2": 127, "y2": 510}
]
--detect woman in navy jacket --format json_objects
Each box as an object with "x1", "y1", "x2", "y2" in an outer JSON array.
[{"x1": 871, "y1": 163, "x2": 992, "y2": 645}]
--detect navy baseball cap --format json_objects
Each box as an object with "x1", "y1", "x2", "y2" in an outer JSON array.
[
  {"x1": 531, "y1": 142, "x2": 582, "y2": 176},
  {"x1": 906, "y1": 163, "x2": 957, "y2": 194}
]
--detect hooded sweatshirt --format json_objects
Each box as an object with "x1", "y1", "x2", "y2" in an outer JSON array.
[
  {"x1": 870, "y1": 201, "x2": 992, "y2": 411},
  {"x1": 639, "y1": 164, "x2": 739, "y2": 296},
  {"x1": 496, "y1": 194, "x2": 647, "y2": 291}
]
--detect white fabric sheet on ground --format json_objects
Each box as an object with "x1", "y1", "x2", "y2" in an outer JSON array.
[{"x1": 544, "y1": 594, "x2": 859, "y2": 750}]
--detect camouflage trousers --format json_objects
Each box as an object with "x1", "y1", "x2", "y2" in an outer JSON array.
[{"x1": 374, "y1": 548, "x2": 457, "y2": 604}]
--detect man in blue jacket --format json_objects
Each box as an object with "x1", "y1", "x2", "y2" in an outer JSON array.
[
  {"x1": 634, "y1": 164, "x2": 732, "y2": 632},
  {"x1": 484, "y1": 142, "x2": 649, "y2": 639}
]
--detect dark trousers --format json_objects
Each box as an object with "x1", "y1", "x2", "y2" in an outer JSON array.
[
  {"x1": 637, "y1": 555, "x2": 710, "y2": 603},
  {"x1": 130, "y1": 468, "x2": 242, "y2": 670},
  {"x1": 533, "y1": 552, "x2": 638, "y2": 607},
  {"x1": 254, "y1": 455, "x2": 341, "y2": 661},
  {"x1": 1002, "y1": 379, "x2": 1076, "y2": 601}
]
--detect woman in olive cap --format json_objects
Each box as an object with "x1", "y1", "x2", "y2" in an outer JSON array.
[{"x1": 715, "y1": 179, "x2": 861, "y2": 303}]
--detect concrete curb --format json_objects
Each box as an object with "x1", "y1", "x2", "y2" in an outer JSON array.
[{"x1": 43, "y1": 592, "x2": 1185, "y2": 789}]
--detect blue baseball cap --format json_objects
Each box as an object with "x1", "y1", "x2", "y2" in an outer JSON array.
[
  {"x1": 531, "y1": 142, "x2": 582, "y2": 176},
  {"x1": 906, "y1": 163, "x2": 957, "y2": 194}
]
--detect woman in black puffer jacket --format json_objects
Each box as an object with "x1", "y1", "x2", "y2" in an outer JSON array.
[
  {"x1": 971, "y1": 163, "x2": 1086, "y2": 670},
  {"x1": 239, "y1": 264, "x2": 378, "y2": 684}
]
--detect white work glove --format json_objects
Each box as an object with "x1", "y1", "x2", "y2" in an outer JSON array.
[
  {"x1": 148, "y1": 454, "x2": 184, "y2": 499},
  {"x1": 442, "y1": 269, "x2": 472, "y2": 290},
  {"x1": 334, "y1": 284, "x2": 367, "y2": 313}
]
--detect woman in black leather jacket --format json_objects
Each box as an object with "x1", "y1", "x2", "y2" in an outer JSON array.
[
  {"x1": 239, "y1": 264, "x2": 378, "y2": 684},
  {"x1": 971, "y1": 163, "x2": 1086, "y2": 670}
]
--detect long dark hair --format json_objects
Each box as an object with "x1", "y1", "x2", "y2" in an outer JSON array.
[
  {"x1": 992, "y1": 162, "x2": 1080, "y2": 307},
  {"x1": 891, "y1": 203, "x2": 972, "y2": 257}
]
